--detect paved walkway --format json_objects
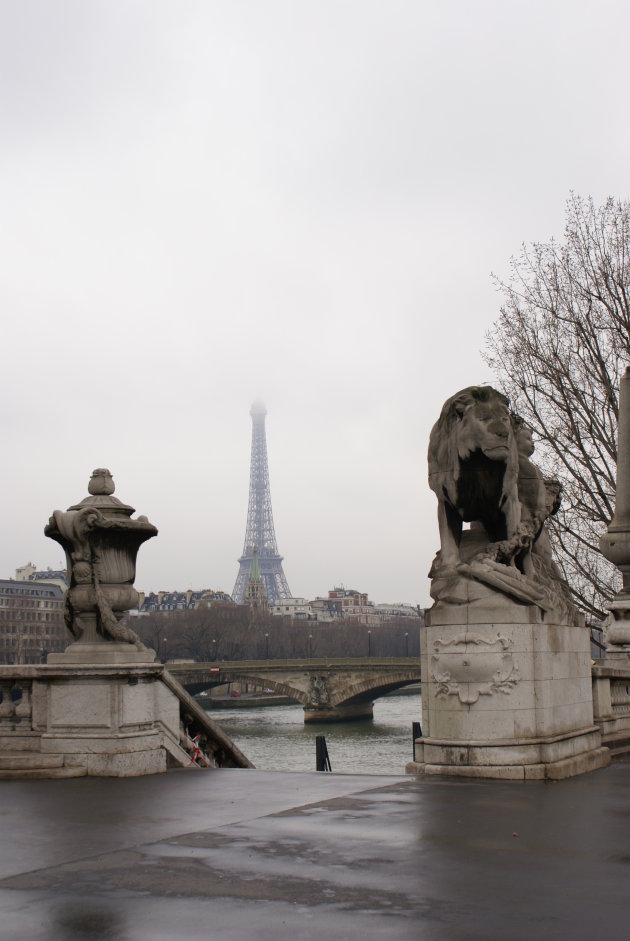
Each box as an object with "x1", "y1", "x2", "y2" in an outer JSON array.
[{"x1": 0, "y1": 761, "x2": 628, "y2": 940}]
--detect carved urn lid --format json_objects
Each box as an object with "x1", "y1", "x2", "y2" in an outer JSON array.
[{"x1": 68, "y1": 468, "x2": 135, "y2": 517}]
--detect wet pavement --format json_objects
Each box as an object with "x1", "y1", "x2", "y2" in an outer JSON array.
[{"x1": 0, "y1": 761, "x2": 629, "y2": 940}]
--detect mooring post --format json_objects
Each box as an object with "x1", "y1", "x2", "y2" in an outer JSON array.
[
  {"x1": 315, "y1": 734, "x2": 332, "y2": 772},
  {"x1": 412, "y1": 721, "x2": 422, "y2": 761}
]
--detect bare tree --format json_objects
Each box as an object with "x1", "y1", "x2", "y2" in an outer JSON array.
[
  {"x1": 485, "y1": 194, "x2": 630, "y2": 619},
  {"x1": 131, "y1": 604, "x2": 421, "y2": 661}
]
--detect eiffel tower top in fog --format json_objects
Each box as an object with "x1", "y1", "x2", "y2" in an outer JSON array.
[{"x1": 232, "y1": 401, "x2": 292, "y2": 604}]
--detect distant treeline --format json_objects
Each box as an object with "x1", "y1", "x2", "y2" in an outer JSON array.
[{"x1": 130, "y1": 603, "x2": 421, "y2": 662}]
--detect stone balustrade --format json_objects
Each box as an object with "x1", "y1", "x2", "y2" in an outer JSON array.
[
  {"x1": 592, "y1": 662, "x2": 630, "y2": 756},
  {"x1": 0, "y1": 665, "x2": 252, "y2": 777},
  {"x1": 0, "y1": 676, "x2": 33, "y2": 725},
  {"x1": 610, "y1": 678, "x2": 630, "y2": 715}
]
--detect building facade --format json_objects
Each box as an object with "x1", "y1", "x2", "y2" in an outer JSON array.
[
  {"x1": 0, "y1": 578, "x2": 67, "y2": 663},
  {"x1": 269, "y1": 597, "x2": 314, "y2": 620},
  {"x1": 130, "y1": 589, "x2": 234, "y2": 616},
  {"x1": 15, "y1": 562, "x2": 68, "y2": 591}
]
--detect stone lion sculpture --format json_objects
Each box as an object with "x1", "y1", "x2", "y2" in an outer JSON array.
[
  {"x1": 428, "y1": 386, "x2": 521, "y2": 570},
  {"x1": 428, "y1": 385, "x2": 575, "y2": 618}
]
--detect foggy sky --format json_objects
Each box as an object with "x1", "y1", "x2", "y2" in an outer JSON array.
[{"x1": 2, "y1": 1, "x2": 629, "y2": 608}]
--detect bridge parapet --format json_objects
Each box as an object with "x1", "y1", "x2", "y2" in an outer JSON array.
[{"x1": 592, "y1": 661, "x2": 630, "y2": 757}]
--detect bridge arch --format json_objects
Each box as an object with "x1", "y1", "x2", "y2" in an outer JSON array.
[{"x1": 169, "y1": 659, "x2": 421, "y2": 723}]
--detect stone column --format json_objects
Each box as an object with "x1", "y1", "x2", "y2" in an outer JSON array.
[{"x1": 600, "y1": 367, "x2": 630, "y2": 652}]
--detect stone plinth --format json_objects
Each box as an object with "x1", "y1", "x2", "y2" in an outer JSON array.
[
  {"x1": 406, "y1": 604, "x2": 610, "y2": 780},
  {"x1": 31, "y1": 657, "x2": 180, "y2": 777}
]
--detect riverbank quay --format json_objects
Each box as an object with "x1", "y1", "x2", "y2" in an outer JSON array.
[{"x1": 0, "y1": 762, "x2": 627, "y2": 940}]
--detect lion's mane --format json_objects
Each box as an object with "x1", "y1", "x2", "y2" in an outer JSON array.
[{"x1": 428, "y1": 385, "x2": 519, "y2": 543}]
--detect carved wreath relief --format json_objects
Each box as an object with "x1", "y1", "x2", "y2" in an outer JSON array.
[{"x1": 430, "y1": 632, "x2": 520, "y2": 705}]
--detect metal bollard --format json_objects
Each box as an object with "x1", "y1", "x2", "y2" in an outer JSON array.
[
  {"x1": 315, "y1": 734, "x2": 332, "y2": 772},
  {"x1": 412, "y1": 721, "x2": 422, "y2": 761}
]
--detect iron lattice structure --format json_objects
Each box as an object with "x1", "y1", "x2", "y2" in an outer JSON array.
[{"x1": 232, "y1": 402, "x2": 292, "y2": 604}]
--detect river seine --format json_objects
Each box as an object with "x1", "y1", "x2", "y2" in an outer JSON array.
[{"x1": 204, "y1": 692, "x2": 422, "y2": 774}]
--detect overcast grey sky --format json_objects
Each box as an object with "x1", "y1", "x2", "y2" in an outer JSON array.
[{"x1": 2, "y1": 1, "x2": 629, "y2": 608}]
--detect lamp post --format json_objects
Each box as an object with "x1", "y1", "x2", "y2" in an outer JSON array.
[
  {"x1": 265, "y1": 633, "x2": 269, "y2": 659},
  {"x1": 405, "y1": 632, "x2": 409, "y2": 657},
  {"x1": 367, "y1": 630, "x2": 371, "y2": 658},
  {"x1": 601, "y1": 367, "x2": 630, "y2": 650},
  {"x1": 308, "y1": 633, "x2": 313, "y2": 659},
  {"x1": 212, "y1": 638, "x2": 217, "y2": 662}
]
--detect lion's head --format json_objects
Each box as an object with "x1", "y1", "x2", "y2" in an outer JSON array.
[
  {"x1": 428, "y1": 386, "x2": 520, "y2": 554},
  {"x1": 429, "y1": 387, "x2": 517, "y2": 491}
]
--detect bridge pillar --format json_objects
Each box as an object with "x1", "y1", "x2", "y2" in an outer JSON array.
[{"x1": 303, "y1": 701, "x2": 374, "y2": 723}]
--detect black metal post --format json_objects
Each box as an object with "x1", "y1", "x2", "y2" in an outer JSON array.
[
  {"x1": 412, "y1": 721, "x2": 422, "y2": 761},
  {"x1": 367, "y1": 630, "x2": 371, "y2": 657},
  {"x1": 316, "y1": 735, "x2": 332, "y2": 772}
]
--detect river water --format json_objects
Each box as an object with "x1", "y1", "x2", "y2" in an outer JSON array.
[{"x1": 203, "y1": 692, "x2": 422, "y2": 775}]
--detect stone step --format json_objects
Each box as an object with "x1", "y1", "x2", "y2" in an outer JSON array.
[
  {"x1": 0, "y1": 753, "x2": 64, "y2": 771},
  {"x1": 601, "y1": 732, "x2": 630, "y2": 758},
  {"x1": 0, "y1": 766, "x2": 86, "y2": 779}
]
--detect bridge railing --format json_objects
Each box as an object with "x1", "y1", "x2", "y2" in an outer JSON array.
[
  {"x1": 169, "y1": 656, "x2": 422, "y2": 671},
  {"x1": 161, "y1": 670, "x2": 254, "y2": 768},
  {"x1": 592, "y1": 662, "x2": 630, "y2": 757}
]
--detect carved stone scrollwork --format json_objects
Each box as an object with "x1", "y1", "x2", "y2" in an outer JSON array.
[
  {"x1": 45, "y1": 469, "x2": 158, "y2": 647},
  {"x1": 431, "y1": 632, "x2": 521, "y2": 705}
]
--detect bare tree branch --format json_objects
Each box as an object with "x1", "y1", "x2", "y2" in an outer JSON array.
[{"x1": 485, "y1": 194, "x2": 629, "y2": 618}]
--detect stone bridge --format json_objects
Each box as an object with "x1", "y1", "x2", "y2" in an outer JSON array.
[{"x1": 168, "y1": 658, "x2": 422, "y2": 722}]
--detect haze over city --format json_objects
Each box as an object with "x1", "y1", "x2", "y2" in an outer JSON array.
[{"x1": 2, "y1": 1, "x2": 629, "y2": 608}]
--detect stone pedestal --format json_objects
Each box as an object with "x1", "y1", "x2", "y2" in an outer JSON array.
[
  {"x1": 407, "y1": 604, "x2": 610, "y2": 780},
  {"x1": 31, "y1": 652, "x2": 181, "y2": 777}
]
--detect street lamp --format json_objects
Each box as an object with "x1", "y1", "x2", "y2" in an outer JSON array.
[
  {"x1": 212, "y1": 638, "x2": 217, "y2": 662},
  {"x1": 308, "y1": 633, "x2": 313, "y2": 659},
  {"x1": 367, "y1": 630, "x2": 371, "y2": 658},
  {"x1": 265, "y1": 632, "x2": 269, "y2": 659},
  {"x1": 405, "y1": 632, "x2": 409, "y2": 657}
]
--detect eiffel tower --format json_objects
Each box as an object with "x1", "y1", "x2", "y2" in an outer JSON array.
[{"x1": 232, "y1": 401, "x2": 292, "y2": 604}]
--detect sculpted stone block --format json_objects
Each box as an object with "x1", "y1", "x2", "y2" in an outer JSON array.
[{"x1": 427, "y1": 386, "x2": 575, "y2": 623}]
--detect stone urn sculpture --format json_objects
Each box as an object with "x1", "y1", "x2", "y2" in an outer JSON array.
[{"x1": 45, "y1": 469, "x2": 157, "y2": 662}]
